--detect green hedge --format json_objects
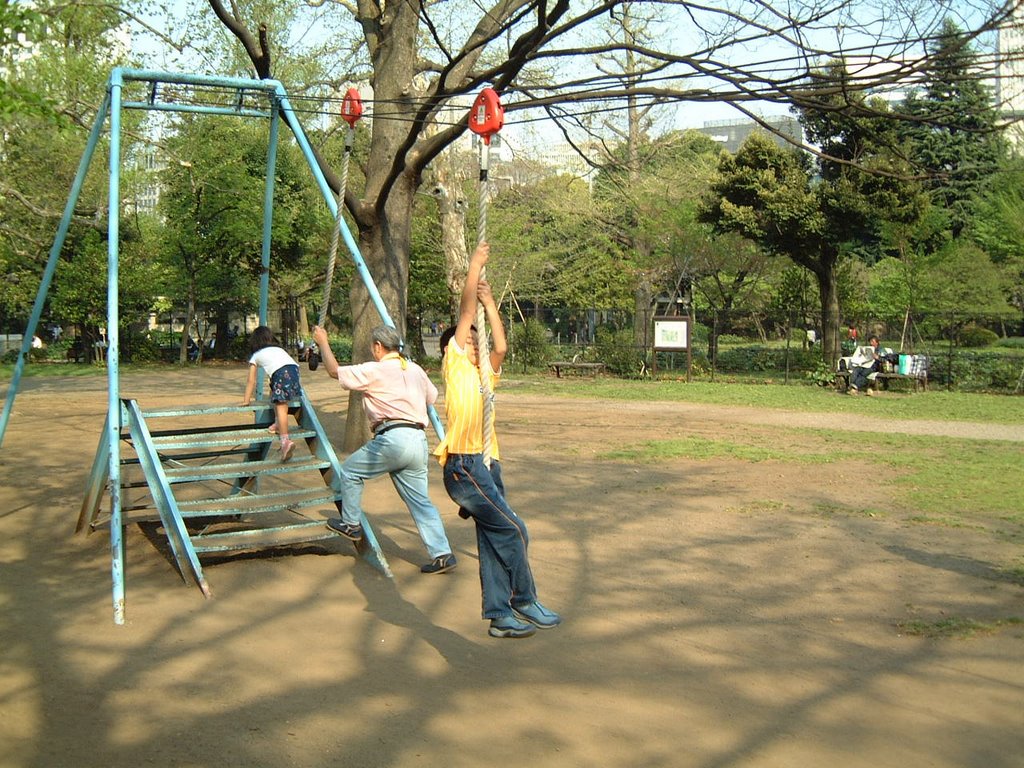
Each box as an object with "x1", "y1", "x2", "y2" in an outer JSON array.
[
  {"x1": 712, "y1": 345, "x2": 820, "y2": 374},
  {"x1": 924, "y1": 349, "x2": 1022, "y2": 392}
]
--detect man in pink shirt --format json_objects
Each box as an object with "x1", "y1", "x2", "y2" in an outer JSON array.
[{"x1": 311, "y1": 324, "x2": 455, "y2": 574}]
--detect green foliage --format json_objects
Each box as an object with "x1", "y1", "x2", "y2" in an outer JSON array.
[
  {"x1": 994, "y1": 337, "x2": 1024, "y2": 349},
  {"x1": 327, "y1": 335, "x2": 353, "y2": 364},
  {"x1": 921, "y1": 241, "x2": 1011, "y2": 316},
  {"x1": 490, "y1": 176, "x2": 631, "y2": 311},
  {"x1": 903, "y1": 19, "x2": 1006, "y2": 238},
  {"x1": 0, "y1": 2, "x2": 58, "y2": 122},
  {"x1": 973, "y1": 157, "x2": 1024, "y2": 316},
  {"x1": 934, "y1": 350, "x2": 1022, "y2": 392},
  {"x1": 958, "y1": 325, "x2": 998, "y2": 348},
  {"x1": 716, "y1": 333, "x2": 747, "y2": 345},
  {"x1": 806, "y1": 361, "x2": 838, "y2": 387},
  {"x1": 714, "y1": 345, "x2": 819, "y2": 374},
  {"x1": 508, "y1": 319, "x2": 551, "y2": 370},
  {"x1": 594, "y1": 327, "x2": 646, "y2": 377},
  {"x1": 0, "y1": 2, "x2": 135, "y2": 328},
  {"x1": 409, "y1": 196, "x2": 450, "y2": 327},
  {"x1": 157, "y1": 115, "x2": 326, "y2": 336}
]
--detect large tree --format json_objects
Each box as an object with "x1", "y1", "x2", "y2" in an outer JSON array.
[
  {"x1": 699, "y1": 98, "x2": 927, "y2": 364},
  {"x1": 159, "y1": 114, "x2": 325, "y2": 360},
  {"x1": 195, "y1": 0, "x2": 1010, "y2": 443},
  {"x1": 904, "y1": 18, "x2": 1007, "y2": 240},
  {"x1": 0, "y1": 1, "x2": 139, "y2": 338}
]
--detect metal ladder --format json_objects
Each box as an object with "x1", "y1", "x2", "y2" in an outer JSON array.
[{"x1": 77, "y1": 391, "x2": 390, "y2": 599}]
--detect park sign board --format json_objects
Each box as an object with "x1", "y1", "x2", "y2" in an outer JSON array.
[
  {"x1": 652, "y1": 315, "x2": 691, "y2": 380},
  {"x1": 653, "y1": 317, "x2": 689, "y2": 350}
]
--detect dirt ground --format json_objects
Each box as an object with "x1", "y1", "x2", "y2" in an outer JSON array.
[{"x1": 1, "y1": 367, "x2": 1022, "y2": 768}]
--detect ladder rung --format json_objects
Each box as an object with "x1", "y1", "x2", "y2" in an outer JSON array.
[
  {"x1": 140, "y1": 401, "x2": 300, "y2": 418},
  {"x1": 177, "y1": 488, "x2": 339, "y2": 517},
  {"x1": 190, "y1": 521, "x2": 338, "y2": 553},
  {"x1": 163, "y1": 456, "x2": 331, "y2": 483},
  {"x1": 148, "y1": 427, "x2": 317, "y2": 450}
]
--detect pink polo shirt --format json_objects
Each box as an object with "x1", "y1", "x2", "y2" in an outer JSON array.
[{"x1": 335, "y1": 353, "x2": 437, "y2": 427}]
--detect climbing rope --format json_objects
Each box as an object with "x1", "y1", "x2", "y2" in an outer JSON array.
[
  {"x1": 311, "y1": 88, "x2": 362, "y2": 368},
  {"x1": 468, "y1": 88, "x2": 504, "y2": 466}
]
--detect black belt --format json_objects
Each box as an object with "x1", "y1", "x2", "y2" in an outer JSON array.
[{"x1": 373, "y1": 420, "x2": 425, "y2": 436}]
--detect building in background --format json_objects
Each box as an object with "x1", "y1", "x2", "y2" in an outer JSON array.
[
  {"x1": 998, "y1": 3, "x2": 1024, "y2": 147},
  {"x1": 694, "y1": 115, "x2": 803, "y2": 154}
]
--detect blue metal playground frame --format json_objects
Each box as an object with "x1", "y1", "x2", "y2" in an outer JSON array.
[{"x1": 0, "y1": 68, "x2": 445, "y2": 622}]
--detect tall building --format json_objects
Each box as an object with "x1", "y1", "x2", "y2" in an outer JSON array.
[{"x1": 695, "y1": 115, "x2": 803, "y2": 154}]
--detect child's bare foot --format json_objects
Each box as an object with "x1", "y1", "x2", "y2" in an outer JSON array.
[{"x1": 280, "y1": 437, "x2": 295, "y2": 462}]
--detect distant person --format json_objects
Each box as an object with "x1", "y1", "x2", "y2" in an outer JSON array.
[
  {"x1": 435, "y1": 241, "x2": 561, "y2": 638},
  {"x1": 311, "y1": 324, "x2": 456, "y2": 574},
  {"x1": 849, "y1": 335, "x2": 882, "y2": 396},
  {"x1": 241, "y1": 326, "x2": 302, "y2": 461}
]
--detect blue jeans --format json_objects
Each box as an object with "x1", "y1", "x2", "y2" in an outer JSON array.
[
  {"x1": 442, "y1": 454, "x2": 537, "y2": 619},
  {"x1": 340, "y1": 428, "x2": 452, "y2": 559}
]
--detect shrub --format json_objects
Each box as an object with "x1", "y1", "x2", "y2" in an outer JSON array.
[
  {"x1": 958, "y1": 325, "x2": 998, "y2": 348},
  {"x1": 594, "y1": 327, "x2": 646, "y2": 377},
  {"x1": 994, "y1": 336, "x2": 1024, "y2": 350},
  {"x1": 715, "y1": 333, "x2": 747, "y2": 346},
  {"x1": 713, "y1": 345, "x2": 819, "y2": 374},
  {"x1": 509, "y1": 319, "x2": 551, "y2": 370},
  {"x1": 328, "y1": 335, "x2": 353, "y2": 363}
]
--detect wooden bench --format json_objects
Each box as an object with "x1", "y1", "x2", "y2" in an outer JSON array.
[
  {"x1": 548, "y1": 361, "x2": 606, "y2": 378},
  {"x1": 835, "y1": 370, "x2": 927, "y2": 393}
]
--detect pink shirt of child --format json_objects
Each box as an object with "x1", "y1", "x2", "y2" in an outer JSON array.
[{"x1": 334, "y1": 353, "x2": 437, "y2": 427}]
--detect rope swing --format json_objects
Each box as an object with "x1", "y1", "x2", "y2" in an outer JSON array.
[
  {"x1": 311, "y1": 88, "x2": 362, "y2": 368},
  {"x1": 467, "y1": 87, "x2": 504, "y2": 466}
]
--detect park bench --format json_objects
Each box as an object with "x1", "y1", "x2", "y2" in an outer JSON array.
[
  {"x1": 548, "y1": 361, "x2": 606, "y2": 378},
  {"x1": 835, "y1": 369, "x2": 928, "y2": 393}
]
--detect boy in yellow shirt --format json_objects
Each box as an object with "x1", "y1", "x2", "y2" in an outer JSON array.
[{"x1": 435, "y1": 242, "x2": 561, "y2": 638}]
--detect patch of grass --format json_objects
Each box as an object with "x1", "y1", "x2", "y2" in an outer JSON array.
[
  {"x1": 600, "y1": 435, "x2": 827, "y2": 463},
  {"x1": 906, "y1": 515, "x2": 984, "y2": 530},
  {"x1": 998, "y1": 566, "x2": 1024, "y2": 586},
  {"x1": 857, "y1": 434, "x2": 1024, "y2": 522},
  {"x1": 506, "y1": 375, "x2": 1024, "y2": 425},
  {"x1": 600, "y1": 425, "x2": 1024, "y2": 525},
  {"x1": 896, "y1": 616, "x2": 1023, "y2": 639}
]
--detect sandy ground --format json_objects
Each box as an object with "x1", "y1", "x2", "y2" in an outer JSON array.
[{"x1": 1, "y1": 367, "x2": 1022, "y2": 768}]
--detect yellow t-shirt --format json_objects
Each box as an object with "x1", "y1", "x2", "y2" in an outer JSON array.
[{"x1": 433, "y1": 338, "x2": 500, "y2": 466}]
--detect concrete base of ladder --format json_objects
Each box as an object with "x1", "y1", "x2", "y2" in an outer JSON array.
[{"x1": 77, "y1": 392, "x2": 391, "y2": 608}]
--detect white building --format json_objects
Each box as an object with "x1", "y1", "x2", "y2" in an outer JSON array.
[{"x1": 998, "y1": 4, "x2": 1024, "y2": 146}]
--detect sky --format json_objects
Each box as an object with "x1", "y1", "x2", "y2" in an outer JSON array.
[{"x1": 126, "y1": 0, "x2": 999, "y2": 146}]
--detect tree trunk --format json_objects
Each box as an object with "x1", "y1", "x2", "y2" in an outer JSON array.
[
  {"x1": 813, "y1": 257, "x2": 841, "y2": 366},
  {"x1": 433, "y1": 173, "x2": 470, "y2": 323},
  {"x1": 632, "y1": 273, "x2": 653, "y2": 348},
  {"x1": 341, "y1": 177, "x2": 417, "y2": 451}
]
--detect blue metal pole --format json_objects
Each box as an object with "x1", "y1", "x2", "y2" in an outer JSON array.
[
  {"x1": 254, "y1": 97, "x2": 281, "y2": 398},
  {"x1": 107, "y1": 69, "x2": 126, "y2": 625},
  {"x1": 0, "y1": 91, "x2": 112, "y2": 448},
  {"x1": 274, "y1": 90, "x2": 393, "y2": 327},
  {"x1": 117, "y1": 68, "x2": 282, "y2": 94}
]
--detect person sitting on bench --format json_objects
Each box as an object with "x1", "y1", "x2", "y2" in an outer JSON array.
[{"x1": 849, "y1": 336, "x2": 881, "y2": 395}]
